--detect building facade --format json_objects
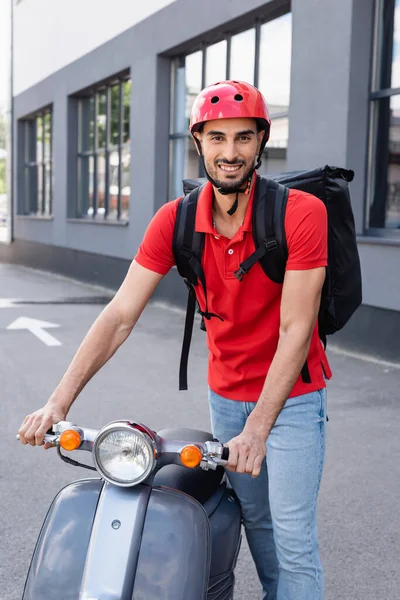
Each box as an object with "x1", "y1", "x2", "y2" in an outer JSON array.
[{"x1": 1, "y1": 0, "x2": 399, "y2": 360}]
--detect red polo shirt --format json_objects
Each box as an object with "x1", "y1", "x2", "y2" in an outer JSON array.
[{"x1": 135, "y1": 180, "x2": 331, "y2": 401}]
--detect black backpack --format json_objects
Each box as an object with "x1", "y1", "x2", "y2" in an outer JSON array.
[{"x1": 172, "y1": 165, "x2": 362, "y2": 391}]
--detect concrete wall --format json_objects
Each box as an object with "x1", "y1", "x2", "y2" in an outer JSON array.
[
  {"x1": 357, "y1": 239, "x2": 400, "y2": 311},
  {"x1": 288, "y1": 0, "x2": 373, "y2": 236},
  {"x1": 288, "y1": 0, "x2": 353, "y2": 171}
]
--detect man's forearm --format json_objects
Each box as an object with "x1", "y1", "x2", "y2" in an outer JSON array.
[
  {"x1": 245, "y1": 327, "x2": 313, "y2": 439},
  {"x1": 48, "y1": 303, "x2": 134, "y2": 414}
]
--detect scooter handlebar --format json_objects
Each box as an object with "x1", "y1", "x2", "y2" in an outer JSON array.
[
  {"x1": 221, "y1": 446, "x2": 230, "y2": 461},
  {"x1": 16, "y1": 427, "x2": 56, "y2": 443}
]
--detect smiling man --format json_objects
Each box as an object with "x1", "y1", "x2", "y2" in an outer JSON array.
[
  {"x1": 18, "y1": 81, "x2": 330, "y2": 600},
  {"x1": 136, "y1": 81, "x2": 330, "y2": 600}
]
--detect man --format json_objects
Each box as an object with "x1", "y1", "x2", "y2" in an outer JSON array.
[{"x1": 18, "y1": 81, "x2": 330, "y2": 600}]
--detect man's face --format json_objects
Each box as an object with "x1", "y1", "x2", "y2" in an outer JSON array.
[{"x1": 194, "y1": 118, "x2": 265, "y2": 192}]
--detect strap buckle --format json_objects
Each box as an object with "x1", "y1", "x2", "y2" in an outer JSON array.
[
  {"x1": 233, "y1": 266, "x2": 248, "y2": 281},
  {"x1": 264, "y1": 239, "x2": 278, "y2": 252},
  {"x1": 197, "y1": 308, "x2": 224, "y2": 322},
  {"x1": 183, "y1": 277, "x2": 194, "y2": 291}
]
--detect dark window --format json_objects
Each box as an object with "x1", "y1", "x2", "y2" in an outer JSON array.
[
  {"x1": 19, "y1": 107, "x2": 53, "y2": 216},
  {"x1": 77, "y1": 76, "x2": 131, "y2": 220},
  {"x1": 369, "y1": 0, "x2": 400, "y2": 232},
  {"x1": 169, "y1": 12, "x2": 292, "y2": 201}
]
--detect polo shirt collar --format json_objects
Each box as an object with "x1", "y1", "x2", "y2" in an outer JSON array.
[{"x1": 195, "y1": 174, "x2": 257, "y2": 234}]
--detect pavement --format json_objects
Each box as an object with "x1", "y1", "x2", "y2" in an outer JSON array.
[{"x1": 0, "y1": 263, "x2": 399, "y2": 600}]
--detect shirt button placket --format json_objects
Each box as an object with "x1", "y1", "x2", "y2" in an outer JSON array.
[{"x1": 225, "y1": 246, "x2": 237, "y2": 278}]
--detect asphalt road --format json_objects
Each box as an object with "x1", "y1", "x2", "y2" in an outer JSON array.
[{"x1": 1, "y1": 264, "x2": 399, "y2": 600}]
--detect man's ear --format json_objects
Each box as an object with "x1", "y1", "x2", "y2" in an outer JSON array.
[
  {"x1": 193, "y1": 132, "x2": 203, "y2": 157},
  {"x1": 256, "y1": 130, "x2": 265, "y2": 155}
]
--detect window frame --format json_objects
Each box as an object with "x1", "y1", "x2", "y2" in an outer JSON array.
[
  {"x1": 19, "y1": 106, "x2": 53, "y2": 217},
  {"x1": 76, "y1": 73, "x2": 131, "y2": 221},
  {"x1": 168, "y1": 12, "x2": 292, "y2": 200},
  {"x1": 367, "y1": 0, "x2": 400, "y2": 238}
]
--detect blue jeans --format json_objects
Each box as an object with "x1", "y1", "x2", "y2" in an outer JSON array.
[{"x1": 208, "y1": 387, "x2": 327, "y2": 600}]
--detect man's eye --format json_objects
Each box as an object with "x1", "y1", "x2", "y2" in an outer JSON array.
[
  {"x1": 239, "y1": 136, "x2": 251, "y2": 141},
  {"x1": 212, "y1": 136, "x2": 223, "y2": 141}
]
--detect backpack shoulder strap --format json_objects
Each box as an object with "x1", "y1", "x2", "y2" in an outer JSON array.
[
  {"x1": 172, "y1": 186, "x2": 205, "y2": 391},
  {"x1": 254, "y1": 176, "x2": 289, "y2": 284},
  {"x1": 172, "y1": 185, "x2": 205, "y2": 284},
  {"x1": 233, "y1": 176, "x2": 288, "y2": 282},
  {"x1": 173, "y1": 184, "x2": 224, "y2": 391}
]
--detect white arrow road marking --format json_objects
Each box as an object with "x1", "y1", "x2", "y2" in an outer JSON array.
[{"x1": 7, "y1": 317, "x2": 62, "y2": 347}]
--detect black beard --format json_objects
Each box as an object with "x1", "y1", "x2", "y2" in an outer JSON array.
[{"x1": 204, "y1": 160, "x2": 254, "y2": 193}]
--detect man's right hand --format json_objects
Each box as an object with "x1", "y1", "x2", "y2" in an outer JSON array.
[{"x1": 18, "y1": 404, "x2": 67, "y2": 449}]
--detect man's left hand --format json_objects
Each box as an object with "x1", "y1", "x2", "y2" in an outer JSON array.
[{"x1": 225, "y1": 427, "x2": 267, "y2": 478}]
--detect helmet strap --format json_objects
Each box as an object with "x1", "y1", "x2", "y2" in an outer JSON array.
[
  {"x1": 225, "y1": 178, "x2": 252, "y2": 215},
  {"x1": 201, "y1": 156, "x2": 256, "y2": 216},
  {"x1": 226, "y1": 192, "x2": 239, "y2": 216}
]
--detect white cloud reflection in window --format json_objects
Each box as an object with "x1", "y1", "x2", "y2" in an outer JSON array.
[
  {"x1": 259, "y1": 13, "x2": 292, "y2": 116},
  {"x1": 185, "y1": 50, "x2": 203, "y2": 124},
  {"x1": 205, "y1": 40, "x2": 227, "y2": 87},
  {"x1": 230, "y1": 29, "x2": 256, "y2": 84}
]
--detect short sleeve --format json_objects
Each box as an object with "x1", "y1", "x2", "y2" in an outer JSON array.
[
  {"x1": 134, "y1": 199, "x2": 180, "y2": 275},
  {"x1": 284, "y1": 190, "x2": 328, "y2": 271}
]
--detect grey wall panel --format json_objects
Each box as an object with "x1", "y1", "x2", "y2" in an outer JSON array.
[
  {"x1": 0, "y1": 238, "x2": 131, "y2": 290},
  {"x1": 288, "y1": 0, "x2": 375, "y2": 238},
  {"x1": 346, "y1": 0, "x2": 375, "y2": 235},
  {"x1": 129, "y1": 54, "x2": 164, "y2": 253},
  {"x1": 53, "y1": 93, "x2": 68, "y2": 243},
  {"x1": 153, "y1": 0, "x2": 288, "y2": 55},
  {"x1": 14, "y1": 217, "x2": 55, "y2": 244},
  {"x1": 334, "y1": 303, "x2": 400, "y2": 363},
  {"x1": 288, "y1": 0, "x2": 353, "y2": 169},
  {"x1": 65, "y1": 223, "x2": 132, "y2": 259},
  {"x1": 154, "y1": 56, "x2": 174, "y2": 212},
  {"x1": 358, "y1": 241, "x2": 400, "y2": 311}
]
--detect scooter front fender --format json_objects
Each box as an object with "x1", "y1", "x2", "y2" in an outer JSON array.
[
  {"x1": 23, "y1": 479, "x2": 212, "y2": 600},
  {"x1": 82, "y1": 484, "x2": 212, "y2": 600},
  {"x1": 131, "y1": 486, "x2": 211, "y2": 600},
  {"x1": 22, "y1": 478, "x2": 104, "y2": 600}
]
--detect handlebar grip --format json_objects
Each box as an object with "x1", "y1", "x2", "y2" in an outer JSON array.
[
  {"x1": 16, "y1": 427, "x2": 56, "y2": 442},
  {"x1": 221, "y1": 446, "x2": 229, "y2": 461}
]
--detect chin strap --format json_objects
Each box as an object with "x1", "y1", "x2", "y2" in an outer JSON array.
[
  {"x1": 225, "y1": 178, "x2": 252, "y2": 215},
  {"x1": 227, "y1": 193, "x2": 239, "y2": 216},
  {"x1": 201, "y1": 154, "x2": 262, "y2": 216}
]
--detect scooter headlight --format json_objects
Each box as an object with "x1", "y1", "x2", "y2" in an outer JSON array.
[{"x1": 93, "y1": 422, "x2": 156, "y2": 487}]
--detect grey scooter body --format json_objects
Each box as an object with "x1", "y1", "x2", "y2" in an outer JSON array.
[{"x1": 22, "y1": 429, "x2": 242, "y2": 600}]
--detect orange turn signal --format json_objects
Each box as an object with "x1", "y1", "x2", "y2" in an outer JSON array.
[
  {"x1": 180, "y1": 445, "x2": 203, "y2": 469},
  {"x1": 59, "y1": 429, "x2": 82, "y2": 451}
]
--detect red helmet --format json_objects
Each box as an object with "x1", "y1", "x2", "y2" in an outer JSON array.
[{"x1": 190, "y1": 80, "x2": 271, "y2": 153}]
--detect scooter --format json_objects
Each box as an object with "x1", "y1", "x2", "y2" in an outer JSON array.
[{"x1": 20, "y1": 419, "x2": 242, "y2": 599}]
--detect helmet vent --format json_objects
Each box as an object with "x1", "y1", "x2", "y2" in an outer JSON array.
[
  {"x1": 234, "y1": 94, "x2": 243, "y2": 102},
  {"x1": 211, "y1": 96, "x2": 220, "y2": 104}
]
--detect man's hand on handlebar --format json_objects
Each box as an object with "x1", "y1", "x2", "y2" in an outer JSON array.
[{"x1": 18, "y1": 404, "x2": 67, "y2": 449}]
